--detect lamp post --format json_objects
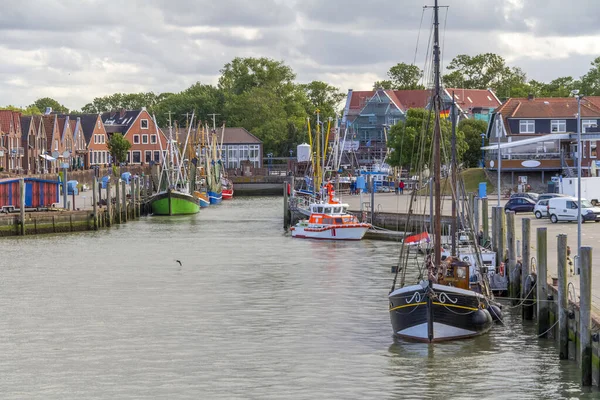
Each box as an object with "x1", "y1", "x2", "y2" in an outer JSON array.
[
  {"x1": 573, "y1": 90, "x2": 584, "y2": 274},
  {"x1": 480, "y1": 133, "x2": 486, "y2": 168}
]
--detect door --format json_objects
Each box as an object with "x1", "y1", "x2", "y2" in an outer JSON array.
[
  {"x1": 25, "y1": 182, "x2": 33, "y2": 207},
  {"x1": 565, "y1": 200, "x2": 577, "y2": 220}
]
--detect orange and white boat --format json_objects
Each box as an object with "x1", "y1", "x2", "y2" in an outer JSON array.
[{"x1": 290, "y1": 182, "x2": 371, "y2": 240}]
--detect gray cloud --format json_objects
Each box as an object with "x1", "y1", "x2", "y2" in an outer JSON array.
[{"x1": 0, "y1": 0, "x2": 596, "y2": 109}]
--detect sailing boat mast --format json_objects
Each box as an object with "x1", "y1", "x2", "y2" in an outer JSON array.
[
  {"x1": 451, "y1": 92, "x2": 457, "y2": 256},
  {"x1": 432, "y1": 0, "x2": 442, "y2": 269}
]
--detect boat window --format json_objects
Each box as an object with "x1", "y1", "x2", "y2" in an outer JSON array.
[
  {"x1": 335, "y1": 218, "x2": 343, "y2": 224},
  {"x1": 317, "y1": 207, "x2": 323, "y2": 213},
  {"x1": 342, "y1": 207, "x2": 348, "y2": 213},
  {"x1": 324, "y1": 207, "x2": 332, "y2": 214},
  {"x1": 323, "y1": 218, "x2": 332, "y2": 224},
  {"x1": 457, "y1": 267, "x2": 467, "y2": 279},
  {"x1": 334, "y1": 207, "x2": 341, "y2": 213}
]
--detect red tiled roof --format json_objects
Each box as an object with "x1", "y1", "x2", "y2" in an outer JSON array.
[
  {"x1": 57, "y1": 117, "x2": 69, "y2": 141},
  {"x1": 42, "y1": 115, "x2": 56, "y2": 145},
  {"x1": 446, "y1": 88, "x2": 501, "y2": 110},
  {"x1": 394, "y1": 90, "x2": 431, "y2": 109},
  {"x1": 507, "y1": 98, "x2": 600, "y2": 119},
  {"x1": 348, "y1": 90, "x2": 376, "y2": 110},
  {"x1": 0, "y1": 110, "x2": 17, "y2": 134}
]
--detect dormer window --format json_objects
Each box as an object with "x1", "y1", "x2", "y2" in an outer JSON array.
[
  {"x1": 551, "y1": 120, "x2": 566, "y2": 133},
  {"x1": 519, "y1": 120, "x2": 535, "y2": 134},
  {"x1": 141, "y1": 119, "x2": 149, "y2": 129}
]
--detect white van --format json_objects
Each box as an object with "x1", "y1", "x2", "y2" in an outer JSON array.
[{"x1": 547, "y1": 196, "x2": 600, "y2": 223}]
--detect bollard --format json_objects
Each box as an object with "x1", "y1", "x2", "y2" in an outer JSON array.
[
  {"x1": 537, "y1": 228, "x2": 549, "y2": 336},
  {"x1": 580, "y1": 246, "x2": 593, "y2": 386},
  {"x1": 92, "y1": 177, "x2": 98, "y2": 230},
  {"x1": 557, "y1": 234, "x2": 568, "y2": 359},
  {"x1": 506, "y1": 211, "x2": 518, "y2": 303},
  {"x1": 521, "y1": 218, "x2": 533, "y2": 320}
]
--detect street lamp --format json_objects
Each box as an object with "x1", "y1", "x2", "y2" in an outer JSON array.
[
  {"x1": 572, "y1": 89, "x2": 584, "y2": 274},
  {"x1": 480, "y1": 133, "x2": 486, "y2": 168}
]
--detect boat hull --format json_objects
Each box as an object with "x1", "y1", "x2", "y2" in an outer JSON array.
[
  {"x1": 208, "y1": 191, "x2": 222, "y2": 205},
  {"x1": 222, "y1": 189, "x2": 234, "y2": 200},
  {"x1": 150, "y1": 190, "x2": 200, "y2": 216},
  {"x1": 291, "y1": 224, "x2": 370, "y2": 240},
  {"x1": 389, "y1": 283, "x2": 493, "y2": 342}
]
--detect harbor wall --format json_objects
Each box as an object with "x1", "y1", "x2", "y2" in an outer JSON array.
[{"x1": 232, "y1": 175, "x2": 290, "y2": 196}]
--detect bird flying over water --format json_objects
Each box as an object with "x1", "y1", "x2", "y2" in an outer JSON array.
[{"x1": 176, "y1": 260, "x2": 182, "y2": 266}]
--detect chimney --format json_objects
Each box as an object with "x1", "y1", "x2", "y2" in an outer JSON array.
[
  {"x1": 527, "y1": 93, "x2": 534, "y2": 101},
  {"x1": 44, "y1": 107, "x2": 52, "y2": 115}
]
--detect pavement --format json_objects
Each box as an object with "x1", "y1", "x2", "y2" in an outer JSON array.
[{"x1": 343, "y1": 192, "x2": 600, "y2": 313}]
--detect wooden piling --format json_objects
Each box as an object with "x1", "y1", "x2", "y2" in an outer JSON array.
[
  {"x1": 283, "y1": 181, "x2": 290, "y2": 229},
  {"x1": 498, "y1": 207, "x2": 506, "y2": 266},
  {"x1": 115, "y1": 179, "x2": 121, "y2": 224},
  {"x1": 122, "y1": 180, "x2": 127, "y2": 223},
  {"x1": 506, "y1": 210, "x2": 518, "y2": 302},
  {"x1": 521, "y1": 218, "x2": 533, "y2": 320},
  {"x1": 580, "y1": 246, "x2": 593, "y2": 386},
  {"x1": 482, "y1": 197, "x2": 489, "y2": 245},
  {"x1": 536, "y1": 228, "x2": 549, "y2": 337},
  {"x1": 92, "y1": 177, "x2": 98, "y2": 230},
  {"x1": 473, "y1": 196, "x2": 480, "y2": 234},
  {"x1": 106, "y1": 180, "x2": 112, "y2": 227},
  {"x1": 557, "y1": 233, "x2": 568, "y2": 359},
  {"x1": 491, "y1": 207, "x2": 498, "y2": 254},
  {"x1": 19, "y1": 178, "x2": 25, "y2": 236}
]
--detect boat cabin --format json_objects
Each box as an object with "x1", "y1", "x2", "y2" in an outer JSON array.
[
  {"x1": 309, "y1": 204, "x2": 348, "y2": 215},
  {"x1": 307, "y1": 203, "x2": 361, "y2": 225},
  {"x1": 437, "y1": 257, "x2": 470, "y2": 290}
]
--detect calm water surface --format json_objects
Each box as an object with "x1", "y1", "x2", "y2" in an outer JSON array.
[{"x1": 0, "y1": 197, "x2": 597, "y2": 399}]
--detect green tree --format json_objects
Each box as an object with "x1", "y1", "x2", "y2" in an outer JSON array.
[
  {"x1": 152, "y1": 83, "x2": 224, "y2": 127},
  {"x1": 0, "y1": 105, "x2": 41, "y2": 115},
  {"x1": 457, "y1": 119, "x2": 488, "y2": 168},
  {"x1": 81, "y1": 92, "x2": 161, "y2": 113},
  {"x1": 299, "y1": 81, "x2": 345, "y2": 120},
  {"x1": 31, "y1": 97, "x2": 68, "y2": 113},
  {"x1": 107, "y1": 133, "x2": 131, "y2": 164},
  {"x1": 581, "y1": 56, "x2": 600, "y2": 96},
  {"x1": 372, "y1": 80, "x2": 394, "y2": 90},
  {"x1": 374, "y1": 63, "x2": 424, "y2": 90},
  {"x1": 218, "y1": 57, "x2": 296, "y2": 95}
]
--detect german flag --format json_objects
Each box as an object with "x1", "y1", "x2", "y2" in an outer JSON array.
[{"x1": 440, "y1": 109, "x2": 450, "y2": 119}]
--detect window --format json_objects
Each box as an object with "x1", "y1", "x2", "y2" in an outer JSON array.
[
  {"x1": 101, "y1": 135, "x2": 105, "y2": 144},
  {"x1": 126, "y1": 152, "x2": 130, "y2": 163},
  {"x1": 150, "y1": 134, "x2": 157, "y2": 144},
  {"x1": 133, "y1": 135, "x2": 140, "y2": 144},
  {"x1": 140, "y1": 119, "x2": 149, "y2": 129},
  {"x1": 582, "y1": 120, "x2": 597, "y2": 133},
  {"x1": 591, "y1": 143, "x2": 597, "y2": 159},
  {"x1": 145, "y1": 151, "x2": 151, "y2": 163},
  {"x1": 551, "y1": 120, "x2": 566, "y2": 133},
  {"x1": 132, "y1": 151, "x2": 141, "y2": 163},
  {"x1": 568, "y1": 201, "x2": 578, "y2": 209},
  {"x1": 519, "y1": 120, "x2": 535, "y2": 134},
  {"x1": 54, "y1": 139, "x2": 58, "y2": 150},
  {"x1": 97, "y1": 121, "x2": 101, "y2": 128},
  {"x1": 368, "y1": 115, "x2": 377, "y2": 125},
  {"x1": 153, "y1": 151, "x2": 160, "y2": 162},
  {"x1": 142, "y1": 134, "x2": 148, "y2": 144}
]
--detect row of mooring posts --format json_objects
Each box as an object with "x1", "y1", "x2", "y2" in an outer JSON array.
[
  {"x1": 469, "y1": 195, "x2": 595, "y2": 387},
  {"x1": 94, "y1": 175, "x2": 146, "y2": 229}
]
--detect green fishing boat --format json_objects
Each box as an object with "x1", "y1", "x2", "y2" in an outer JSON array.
[
  {"x1": 147, "y1": 113, "x2": 200, "y2": 216},
  {"x1": 150, "y1": 188, "x2": 200, "y2": 215}
]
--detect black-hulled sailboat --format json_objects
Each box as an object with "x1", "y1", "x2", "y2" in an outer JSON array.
[{"x1": 388, "y1": 1, "x2": 496, "y2": 342}]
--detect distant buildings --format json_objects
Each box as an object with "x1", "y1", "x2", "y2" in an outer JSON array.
[{"x1": 341, "y1": 87, "x2": 500, "y2": 166}]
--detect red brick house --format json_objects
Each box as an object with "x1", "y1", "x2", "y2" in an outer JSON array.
[
  {"x1": 68, "y1": 117, "x2": 88, "y2": 170},
  {"x1": 102, "y1": 108, "x2": 167, "y2": 165},
  {"x1": 42, "y1": 114, "x2": 63, "y2": 173},
  {"x1": 0, "y1": 110, "x2": 24, "y2": 173}
]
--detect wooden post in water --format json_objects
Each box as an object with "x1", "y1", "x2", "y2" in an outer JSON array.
[
  {"x1": 92, "y1": 177, "x2": 98, "y2": 230},
  {"x1": 115, "y1": 179, "x2": 121, "y2": 224},
  {"x1": 506, "y1": 210, "x2": 518, "y2": 302},
  {"x1": 521, "y1": 218, "x2": 533, "y2": 319},
  {"x1": 370, "y1": 175, "x2": 375, "y2": 225},
  {"x1": 19, "y1": 178, "x2": 25, "y2": 236},
  {"x1": 498, "y1": 207, "x2": 506, "y2": 277},
  {"x1": 473, "y1": 196, "x2": 480, "y2": 234},
  {"x1": 482, "y1": 197, "x2": 489, "y2": 245},
  {"x1": 283, "y1": 181, "x2": 290, "y2": 229},
  {"x1": 557, "y1": 233, "x2": 568, "y2": 359},
  {"x1": 580, "y1": 246, "x2": 593, "y2": 386},
  {"x1": 491, "y1": 207, "x2": 498, "y2": 254},
  {"x1": 106, "y1": 180, "x2": 112, "y2": 227},
  {"x1": 122, "y1": 180, "x2": 127, "y2": 222},
  {"x1": 135, "y1": 177, "x2": 140, "y2": 218}
]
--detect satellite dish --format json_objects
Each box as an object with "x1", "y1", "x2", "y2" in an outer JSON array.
[
  {"x1": 52, "y1": 151, "x2": 60, "y2": 159},
  {"x1": 63, "y1": 151, "x2": 70, "y2": 158}
]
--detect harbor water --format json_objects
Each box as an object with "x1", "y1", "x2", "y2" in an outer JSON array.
[{"x1": 0, "y1": 197, "x2": 597, "y2": 399}]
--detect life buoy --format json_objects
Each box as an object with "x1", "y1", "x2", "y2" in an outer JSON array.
[{"x1": 499, "y1": 262, "x2": 505, "y2": 276}]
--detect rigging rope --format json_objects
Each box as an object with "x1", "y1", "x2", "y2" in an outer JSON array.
[{"x1": 412, "y1": 7, "x2": 426, "y2": 67}]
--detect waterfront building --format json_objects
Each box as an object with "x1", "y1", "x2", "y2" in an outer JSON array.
[
  {"x1": 42, "y1": 114, "x2": 63, "y2": 173},
  {"x1": 20, "y1": 115, "x2": 46, "y2": 174},
  {"x1": 68, "y1": 117, "x2": 88, "y2": 170},
  {"x1": 102, "y1": 108, "x2": 167, "y2": 165},
  {"x1": 0, "y1": 110, "x2": 24, "y2": 173},
  {"x1": 341, "y1": 87, "x2": 500, "y2": 166},
  {"x1": 484, "y1": 95, "x2": 600, "y2": 185}
]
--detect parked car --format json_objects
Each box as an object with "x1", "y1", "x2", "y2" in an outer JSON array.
[
  {"x1": 504, "y1": 197, "x2": 536, "y2": 213},
  {"x1": 548, "y1": 196, "x2": 600, "y2": 223},
  {"x1": 510, "y1": 192, "x2": 539, "y2": 202},
  {"x1": 537, "y1": 193, "x2": 566, "y2": 202},
  {"x1": 534, "y1": 199, "x2": 550, "y2": 219}
]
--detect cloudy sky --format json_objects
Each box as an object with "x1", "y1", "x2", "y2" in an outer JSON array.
[{"x1": 1, "y1": 0, "x2": 598, "y2": 110}]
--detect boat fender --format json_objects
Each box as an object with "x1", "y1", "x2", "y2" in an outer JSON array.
[
  {"x1": 488, "y1": 304, "x2": 503, "y2": 322},
  {"x1": 473, "y1": 309, "x2": 493, "y2": 327},
  {"x1": 287, "y1": 183, "x2": 291, "y2": 196}
]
